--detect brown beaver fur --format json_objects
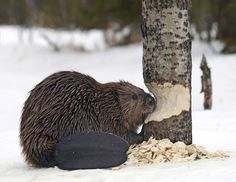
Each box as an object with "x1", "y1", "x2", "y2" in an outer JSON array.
[{"x1": 20, "y1": 71, "x2": 155, "y2": 167}]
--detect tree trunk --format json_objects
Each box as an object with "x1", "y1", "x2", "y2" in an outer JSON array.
[
  {"x1": 24, "y1": 0, "x2": 38, "y2": 26},
  {"x1": 8, "y1": 0, "x2": 16, "y2": 24},
  {"x1": 24, "y1": 0, "x2": 38, "y2": 43},
  {"x1": 200, "y1": 54, "x2": 212, "y2": 110},
  {"x1": 142, "y1": 0, "x2": 192, "y2": 144},
  {"x1": 59, "y1": 0, "x2": 69, "y2": 27}
]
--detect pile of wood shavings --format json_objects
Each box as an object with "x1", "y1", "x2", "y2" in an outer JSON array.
[{"x1": 125, "y1": 137, "x2": 229, "y2": 165}]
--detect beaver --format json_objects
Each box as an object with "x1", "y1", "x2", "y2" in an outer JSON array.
[{"x1": 20, "y1": 71, "x2": 155, "y2": 167}]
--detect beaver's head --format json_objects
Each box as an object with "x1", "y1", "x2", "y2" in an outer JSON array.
[{"x1": 113, "y1": 81, "x2": 155, "y2": 132}]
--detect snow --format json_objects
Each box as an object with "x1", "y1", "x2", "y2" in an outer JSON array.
[
  {"x1": 0, "y1": 26, "x2": 236, "y2": 182},
  {"x1": 0, "y1": 26, "x2": 106, "y2": 51}
]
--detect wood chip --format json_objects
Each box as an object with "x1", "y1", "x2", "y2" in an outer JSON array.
[{"x1": 125, "y1": 137, "x2": 229, "y2": 166}]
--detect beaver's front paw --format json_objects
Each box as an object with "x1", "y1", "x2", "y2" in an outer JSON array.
[{"x1": 127, "y1": 132, "x2": 144, "y2": 145}]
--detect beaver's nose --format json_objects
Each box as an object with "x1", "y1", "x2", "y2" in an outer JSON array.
[{"x1": 145, "y1": 94, "x2": 155, "y2": 107}]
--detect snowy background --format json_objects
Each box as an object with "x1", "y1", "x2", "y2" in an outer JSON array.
[{"x1": 0, "y1": 26, "x2": 236, "y2": 182}]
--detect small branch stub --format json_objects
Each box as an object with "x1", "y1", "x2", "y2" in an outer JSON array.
[{"x1": 200, "y1": 54, "x2": 212, "y2": 110}]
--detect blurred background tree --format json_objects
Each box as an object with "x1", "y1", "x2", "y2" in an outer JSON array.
[
  {"x1": 0, "y1": 0, "x2": 235, "y2": 53},
  {"x1": 191, "y1": 0, "x2": 236, "y2": 53}
]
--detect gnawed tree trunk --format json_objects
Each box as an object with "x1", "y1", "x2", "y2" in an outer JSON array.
[
  {"x1": 200, "y1": 54, "x2": 212, "y2": 110},
  {"x1": 142, "y1": 0, "x2": 192, "y2": 144}
]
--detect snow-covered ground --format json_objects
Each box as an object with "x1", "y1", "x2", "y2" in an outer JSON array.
[{"x1": 0, "y1": 26, "x2": 236, "y2": 182}]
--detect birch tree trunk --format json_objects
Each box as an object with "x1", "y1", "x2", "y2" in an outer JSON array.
[{"x1": 142, "y1": 0, "x2": 192, "y2": 144}]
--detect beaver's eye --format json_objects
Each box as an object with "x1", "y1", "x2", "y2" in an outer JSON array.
[{"x1": 132, "y1": 95, "x2": 138, "y2": 100}]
